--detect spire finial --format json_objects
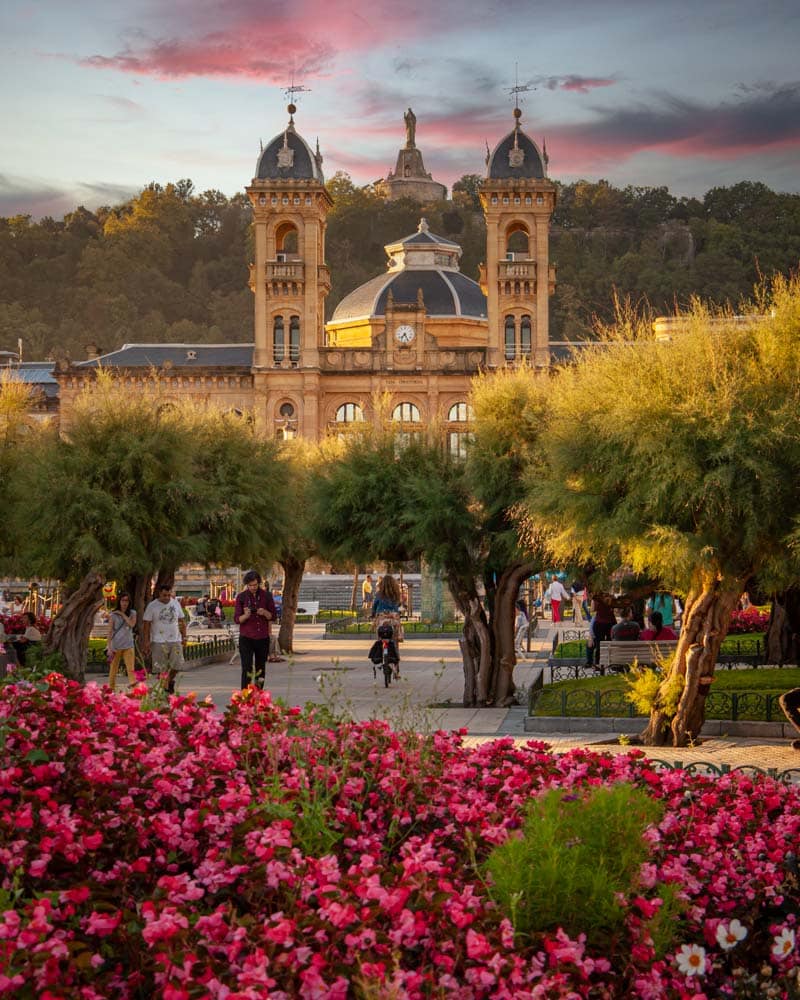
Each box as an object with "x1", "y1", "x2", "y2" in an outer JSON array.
[{"x1": 417, "y1": 218, "x2": 429, "y2": 233}]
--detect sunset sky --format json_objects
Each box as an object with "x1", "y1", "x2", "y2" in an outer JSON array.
[{"x1": 2, "y1": 0, "x2": 799, "y2": 218}]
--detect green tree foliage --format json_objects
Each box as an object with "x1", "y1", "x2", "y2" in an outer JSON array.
[
  {"x1": 309, "y1": 384, "x2": 547, "y2": 707},
  {"x1": 523, "y1": 275, "x2": 800, "y2": 746},
  {"x1": 9, "y1": 374, "x2": 289, "y2": 679},
  {"x1": 0, "y1": 372, "x2": 36, "y2": 566}
]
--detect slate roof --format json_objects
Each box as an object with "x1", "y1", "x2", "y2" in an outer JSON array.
[
  {"x1": 331, "y1": 269, "x2": 487, "y2": 323},
  {"x1": 77, "y1": 344, "x2": 254, "y2": 369},
  {"x1": 256, "y1": 128, "x2": 323, "y2": 183},
  {"x1": 398, "y1": 229, "x2": 460, "y2": 247},
  {"x1": 8, "y1": 362, "x2": 58, "y2": 399},
  {"x1": 487, "y1": 128, "x2": 545, "y2": 180}
]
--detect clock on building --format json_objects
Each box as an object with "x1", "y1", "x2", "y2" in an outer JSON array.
[{"x1": 395, "y1": 324, "x2": 415, "y2": 344}]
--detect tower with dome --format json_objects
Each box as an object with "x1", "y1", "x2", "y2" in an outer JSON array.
[{"x1": 55, "y1": 102, "x2": 556, "y2": 447}]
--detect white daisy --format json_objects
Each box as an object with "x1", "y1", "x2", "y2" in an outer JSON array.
[
  {"x1": 772, "y1": 927, "x2": 796, "y2": 961},
  {"x1": 716, "y1": 919, "x2": 748, "y2": 950},
  {"x1": 675, "y1": 943, "x2": 707, "y2": 976}
]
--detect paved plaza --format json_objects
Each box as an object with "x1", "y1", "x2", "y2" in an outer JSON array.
[{"x1": 172, "y1": 621, "x2": 800, "y2": 776}]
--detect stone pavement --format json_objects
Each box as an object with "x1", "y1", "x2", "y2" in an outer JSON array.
[{"x1": 175, "y1": 621, "x2": 800, "y2": 777}]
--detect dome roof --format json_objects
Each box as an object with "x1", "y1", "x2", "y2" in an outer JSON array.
[
  {"x1": 331, "y1": 270, "x2": 487, "y2": 323},
  {"x1": 487, "y1": 111, "x2": 545, "y2": 180},
  {"x1": 330, "y1": 219, "x2": 486, "y2": 323},
  {"x1": 255, "y1": 115, "x2": 324, "y2": 183}
]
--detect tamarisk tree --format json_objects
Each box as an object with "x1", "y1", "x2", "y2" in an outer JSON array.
[
  {"x1": 525, "y1": 276, "x2": 800, "y2": 746},
  {"x1": 13, "y1": 374, "x2": 288, "y2": 680}
]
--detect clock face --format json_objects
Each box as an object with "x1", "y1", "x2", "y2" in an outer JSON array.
[{"x1": 395, "y1": 324, "x2": 415, "y2": 344}]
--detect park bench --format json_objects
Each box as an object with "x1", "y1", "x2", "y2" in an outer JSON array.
[
  {"x1": 296, "y1": 600, "x2": 320, "y2": 623},
  {"x1": 597, "y1": 639, "x2": 679, "y2": 673}
]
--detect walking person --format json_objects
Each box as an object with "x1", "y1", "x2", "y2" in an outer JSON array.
[
  {"x1": 107, "y1": 592, "x2": 137, "y2": 691},
  {"x1": 546, "y1": 576, "x2": 569, "y2": 624},
  {"x1": 142, "y1": 584, "x2": 187, "y2": 693},
  {"x1": 514, "y1": 600, "x2": 530, "y2": 658},
  {"x1": 570, "y1": 580, "x2": 586, "y2": 625},
  {"x1": 361, "y1": 574, "x2": 374, "y2": 613},
  {"x1": 586, "y1": 592, "x2": 616, "y2": 668},
  {"x1": 234, "y1": 570, "x2": 275, "y2": 689}
]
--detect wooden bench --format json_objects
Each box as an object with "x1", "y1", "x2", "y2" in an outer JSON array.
[
  {"x1": 598, "y1": 639, "x2": 679, "y2": 672},
  {"x1": 296, "y1": 600, "x2": 320, "y2": 623}
]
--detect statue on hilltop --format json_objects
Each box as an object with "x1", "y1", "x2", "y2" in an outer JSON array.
[{"x1": 404, "y1": 108, "x2": 417, "y2": 148}]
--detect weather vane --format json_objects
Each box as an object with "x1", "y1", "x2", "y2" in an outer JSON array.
[
  {"x1": 508, "y1": 63, "x2": 535, "y2": 108},
  {"x1": 284, "y1": 76, "x2": 311, "y2": 105}
]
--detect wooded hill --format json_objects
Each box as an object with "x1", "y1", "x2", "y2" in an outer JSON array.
[{"x1": 1, "y1": 174, "x2": 798, "y2": 361}]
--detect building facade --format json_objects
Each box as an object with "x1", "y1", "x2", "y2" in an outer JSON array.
[{"x1": 55, "y1": 104, "x2": 556, "y2": 441}]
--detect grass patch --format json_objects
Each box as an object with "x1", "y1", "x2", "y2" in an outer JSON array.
[
  {"x1": 486, "y1": 783, "x2": 665, "y2": 948},
  {"x1": 554, "y1": 632, "x2": 765, "y2": 659}
]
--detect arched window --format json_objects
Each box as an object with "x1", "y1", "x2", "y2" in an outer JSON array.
[
  {"x1": 504, "y1": 316, "x2": 516, "y2": 361},
  {"x1": 275, "y1": 222, "x2": 298, "y2": 257},
  {"x1": 447, "y1": 402, "x2": 474, "y2": 422},
  {"x1": 506, "y1": 227, "x2": 530, "y2": 258},
  {"x1": 289, "y1": 316, "x2": 300, "y2": 363},
  {"x1": 273, "y1": 316, "x2": 284, "y2": 362},
  {"x1": 335, "y1": 402, "x2": 364, "y2": 423},
  {"x1": 276, "y1": 401, "x2": 297, "y2": 440},
  {"x1": 520, "y1": 315, "x2": 532, "y2": 356},
  {"x1": 447, "y1": 401, "x2": 474, "y2": 459},
  {"x1": 392, "y1": 402, "x2": 420, "y2": 423}
]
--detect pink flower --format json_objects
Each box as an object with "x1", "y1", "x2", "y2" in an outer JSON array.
[{"x1": 84, "y1": 911, "x2": 121, "y2": 937}]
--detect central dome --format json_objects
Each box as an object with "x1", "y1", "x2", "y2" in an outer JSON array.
[{"x1": 331, "y1": 219, "x2": 487, "y2": 322}]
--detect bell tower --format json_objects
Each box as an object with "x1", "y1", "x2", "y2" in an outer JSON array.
[
  {"x1": 246, "y1": 104, "x2": 332, "y2": 436},
  {"x1": 479, "y1": 106, "x2": 556, "y2": 368}
]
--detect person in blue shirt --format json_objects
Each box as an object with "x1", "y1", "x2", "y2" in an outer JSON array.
[{"x1": 371, "y1": 575, "x2": 402, "y2": 617}]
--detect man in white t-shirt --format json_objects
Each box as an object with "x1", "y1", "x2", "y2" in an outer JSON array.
[
  {"x1": 142, "y1": 584, "x2": 187, "y2": 692},
  {"x1": 546, "y1": 576, "x2": 569, "y2": 623}
]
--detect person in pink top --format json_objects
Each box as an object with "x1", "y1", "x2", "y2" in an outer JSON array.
[{"x1": 640, "y1": 611, "x2": 678, "y2": 641}]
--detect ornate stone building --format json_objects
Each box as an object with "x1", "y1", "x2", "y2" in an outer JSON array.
[{"x1": 55, "y1": 103, "x2": 556, "y2": 443}]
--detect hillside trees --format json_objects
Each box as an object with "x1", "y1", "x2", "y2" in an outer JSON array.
[
  {"x1": 524, "y1": 276, "x2": 800, "y2": 746},
  {"x1": 1, "y1": 177, "x2": 798, "y2": 359}
]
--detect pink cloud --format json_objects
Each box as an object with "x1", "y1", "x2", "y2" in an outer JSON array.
[
  {"x1": 559, "y1": 76, "x2": 617, "y2": 94},
  {"x1": 80, "y1": 1, "x2": 464, "y2": 82}
]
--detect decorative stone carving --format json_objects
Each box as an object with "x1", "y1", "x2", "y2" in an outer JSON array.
[{"x1": 353, "y1": 351, "x2": 371, "y2": 368}]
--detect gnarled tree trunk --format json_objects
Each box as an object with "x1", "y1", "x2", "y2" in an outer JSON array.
[
  {"x1": 278, "y1": 555, "x2": 305, "y2": 654},
  {"x1": 490, "y1": 561, "x2": 537, "y2": 706},
  {"x1": 44, "y1": 572, "x2": 105, "y2": 682},
  {"x1": 124, "y1": 572, "x2": 151, "y2": 630},
  {"x1": 448, "y1": 572, "x2": 491, "y2": 707},
  {"x1": 765, "y1": 588, "x2": 800, "y2": 666},
  {"x1": 641, "y1": 578, "x2": 742, "y2": 747}
]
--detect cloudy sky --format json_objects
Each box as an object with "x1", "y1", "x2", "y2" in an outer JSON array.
[{"x1": 2, "y1": 0, "x2": 799, "y2": 218}]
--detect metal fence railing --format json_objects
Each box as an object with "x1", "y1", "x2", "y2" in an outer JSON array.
[{"x1": 530, "y1": 686, "x2": 785, "y2": 723}]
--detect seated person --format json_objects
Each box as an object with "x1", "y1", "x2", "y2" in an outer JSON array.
[
  {"x1": 12, "y1": 612, "x2": 42, "y2": 666},
  {"x1": 640, "y1": 611, "x2": 678, "y2": 641},
  {"x1": 611, "y1": 606, "x2": 641, "y2": 641}
]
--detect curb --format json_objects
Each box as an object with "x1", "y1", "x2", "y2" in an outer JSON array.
[{"x1": 524, "y1": 715, "x2": 790, "y2": 738}]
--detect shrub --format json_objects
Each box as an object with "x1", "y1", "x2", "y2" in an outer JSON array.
[{"x1": 485, "y1": 782, "x2": 664, "y2": 947}]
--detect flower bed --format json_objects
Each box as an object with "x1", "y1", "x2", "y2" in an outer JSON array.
[
  {"x1": 0, "y1": 613, "x2": 50, "y2": 636},
  {"x1": 728, "y1": 608, "x2": 771, "y2": 634},
  {"x1": 1, "y1": 678, "x2": 798, "y2": 998}
]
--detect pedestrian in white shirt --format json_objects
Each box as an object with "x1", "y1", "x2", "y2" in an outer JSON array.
[
  {"x1": 142, "y1": 584, "x2": 187, "y2": 693},
  {"x1": 546, "y1": 576, "x2": 569, "y2": 623}
]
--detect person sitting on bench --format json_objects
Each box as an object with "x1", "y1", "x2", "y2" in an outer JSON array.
[
  {"x1": 611, "y1": 606, "x2": 640, "y2": 641},
  {"x1": 640, "y1": 611, "x2": 678, "y2": 641}
]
